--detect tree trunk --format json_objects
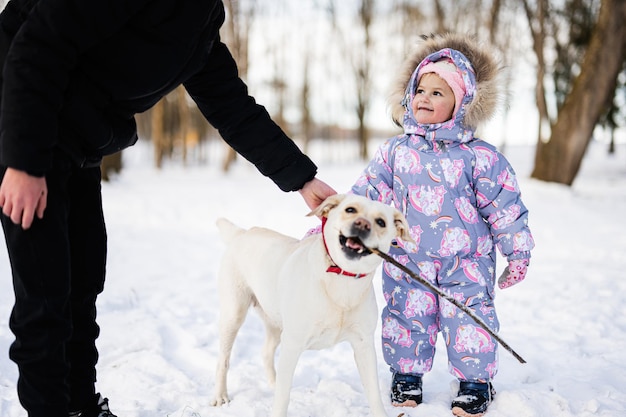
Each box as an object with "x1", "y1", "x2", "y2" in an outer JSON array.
[
  {"x1": 152, "y1": 99, "x2": 165, "y2": 169},
  {"x1": 300, "y1": 53, "x2": 312, "y2": 154},
  {"x1": 220, "y1": 0, "x2": 253, "y2": 172},
  {"x1": 175, "y1": 87, "x2": 190, "y2": 165},
  {"x1": 433, "y1": 0, "x2": 445, "y2": 33},
  {"x1": 328, "y1": 0, "x2": 374, "y2": 161},
  {"x1": 522, "y1": 0, "x2": 552, "y2": 142},
  {"x1": 101, "y1": 152, "x2": 122, "y2": 182},
  {"x1": 531, "y1": 0, "x2": 626, "y2": 185},
  {"x1": 356, "y1": 0, "x2": 373, "y2": 160}
]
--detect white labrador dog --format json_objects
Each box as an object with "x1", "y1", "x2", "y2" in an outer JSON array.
[{"x1": 211, "y1": 194, "x2": 413, "y2": 417}]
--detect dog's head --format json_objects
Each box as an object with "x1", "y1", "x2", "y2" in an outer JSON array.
[{"x1": 308, "y1": 194, "x2": 414, "y2": 275}]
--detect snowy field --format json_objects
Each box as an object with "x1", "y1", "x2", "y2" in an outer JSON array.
[{"x1": 1, "y1": 138, "x2": 625, "y2": 417}]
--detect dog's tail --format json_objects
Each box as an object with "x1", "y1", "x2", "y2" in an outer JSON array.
[{"x1": 215, "y1": 217, "x2": 245, "y2": 244}]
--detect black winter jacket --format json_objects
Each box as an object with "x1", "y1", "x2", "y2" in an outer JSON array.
[{"x1": 0, "y1": 0, "x2": 316, "y2": 192}]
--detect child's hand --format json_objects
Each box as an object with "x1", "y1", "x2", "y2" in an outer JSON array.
[{"x1": 498, "y1": 258, "x2": 529, "y2": 289}]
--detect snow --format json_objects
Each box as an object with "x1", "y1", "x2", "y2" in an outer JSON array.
[{"x1": 1, "y1": 138, "x2": 625, "y2": 417}]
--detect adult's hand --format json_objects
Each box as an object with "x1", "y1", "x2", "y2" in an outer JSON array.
[
  {"x1": 0, "y1": 168, "x2": 47, "y2": 229},
  {"x1": 298, "y1": 177, "x2": 337, "y2": 211}
]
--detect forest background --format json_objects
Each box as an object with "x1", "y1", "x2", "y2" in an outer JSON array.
[
  {"x1": 104, "y1": 0, "x2": 626, "y2": 190},
  {"x1": 0, "y1": 0, "x2": 625, "y2": 186}
]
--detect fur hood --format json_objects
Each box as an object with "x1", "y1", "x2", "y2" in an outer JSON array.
[{"x1": 389, "y1": 33, "x2": 502, "y2": 131}]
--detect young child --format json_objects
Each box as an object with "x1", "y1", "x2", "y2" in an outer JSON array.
[{"x1": 350, "y1": 33, "x2": 535, "y2": 417}]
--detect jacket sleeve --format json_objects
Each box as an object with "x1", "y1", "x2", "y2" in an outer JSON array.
[
  {"x1": 183, "y1": 41, "x2": 316, "y2": 192},
  {"x1": 350, "y1": 138, "x2": 395, "y2": 205},
  {"x1": 474, "y1": 149, "x2": 535, "y2": 261},
  {"x1": 0, "y1": 0, "x2": 150, "y2": 173}
]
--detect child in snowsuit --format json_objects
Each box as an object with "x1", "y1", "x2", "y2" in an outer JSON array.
[{"x1": 350, "y1": 33, "x2": 535, "y2": 417}]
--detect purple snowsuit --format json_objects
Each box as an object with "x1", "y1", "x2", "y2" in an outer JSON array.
[{"x1": 351, "y1": 47, "x2": 534, "y2": 382}]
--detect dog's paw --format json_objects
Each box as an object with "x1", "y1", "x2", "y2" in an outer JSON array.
[{"x1": 210, "y1": 394, "x2": 230, "y2": 407}]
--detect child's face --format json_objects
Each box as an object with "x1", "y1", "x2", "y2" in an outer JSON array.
[{"x1": 411, "y1": 73, "x2": 456, "y2": 124}]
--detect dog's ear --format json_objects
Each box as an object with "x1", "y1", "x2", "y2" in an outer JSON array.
[
  {"x1": 307, "y1": 193, "x2": 346, "y2": 218},
  {"x1": 393, "y1": 211, "x2": 415, "y2": 244}
]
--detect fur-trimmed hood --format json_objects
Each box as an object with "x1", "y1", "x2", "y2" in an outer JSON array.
[{"x1": 389, "y1": 33, "x2": 502, "y2": 132}]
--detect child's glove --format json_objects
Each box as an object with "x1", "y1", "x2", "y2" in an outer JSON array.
[{"x1": 498, "y1": 258, "x2": 529, "y2": 289}]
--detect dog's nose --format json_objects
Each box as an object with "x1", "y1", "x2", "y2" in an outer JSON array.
[{"x1": 353, "y1": 218, "x2": 371, "y2": 232}]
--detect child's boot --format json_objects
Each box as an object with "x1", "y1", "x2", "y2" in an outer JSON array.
[
  {"x1": 390, "y1": 371, "x2": 422, "y2": 407},
  {"x1": 451, "y1": 381, "x2": 495, "y2": 417}
]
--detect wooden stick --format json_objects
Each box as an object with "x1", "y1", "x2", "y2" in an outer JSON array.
[{"x1": 368, "y1": 247, "x2": 526, "y2": 364}]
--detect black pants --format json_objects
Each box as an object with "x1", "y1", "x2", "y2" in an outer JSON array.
[{"x1": 0, "y1": 154, "x2": 106, "y2": 417}]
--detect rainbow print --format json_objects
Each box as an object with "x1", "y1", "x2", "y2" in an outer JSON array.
[
  {"x1": 427, "y1": 166, "x2": 442, "y2": 183},
  {"x1": 429, "y1": 215, "x2": 453, "y2": 229},
  {"x1": 383, "y1": 342, "x2": 396, "y2": 355}
]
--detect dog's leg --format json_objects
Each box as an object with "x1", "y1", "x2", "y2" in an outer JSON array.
[
  {"x1": 351, "y1": 338, "x2": 389, "y2": 417},
  {"x1": 270, "y1": 342, "x2": 303, "y2": 417},
  {"x1": 261, "y1": 321, "x2": 281, "y2": 386},
  {"x1": 253, "y1": 305, "x2": 281, "y2": 386},
  {"x1": 211, "y1": 290, "x2": 252, "y2": 406}
]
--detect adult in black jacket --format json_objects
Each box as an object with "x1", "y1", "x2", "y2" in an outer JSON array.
[{"x1": 0, "y1": 1, "x2": 336, "y2": 416}]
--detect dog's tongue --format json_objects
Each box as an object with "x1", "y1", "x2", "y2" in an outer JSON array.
[{"x1": 346, "y1": 237, "x2": 364, "y2": 251}]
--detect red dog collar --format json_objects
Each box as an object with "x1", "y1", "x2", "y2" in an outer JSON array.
[{"x1": 321, "y1": 217, "x2": 365, "y2": 279}]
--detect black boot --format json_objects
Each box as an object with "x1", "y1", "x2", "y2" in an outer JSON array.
[
  {"x1": 390, "y1": 371, "x2": 422, "y2": 407},
  {"x1": 451, "y1": 381, "x2": 495, "y2": 417}
]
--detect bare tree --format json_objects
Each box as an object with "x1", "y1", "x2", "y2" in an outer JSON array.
[
  {"x1": 101, "y1": 153, "x2": 122, "y2": 182},
  {"x1": 433, "y1": 0, "x2": 446, "y2": 33},
  {"x1": 487, "y1": 0, "x2": 503, "y2": 44},
  {"x1": 221, "y1": 0, "x2": 256, "y2": 172},
  {"x1": 355, "y1": 0, "x2": 374, "y2": 159},
  {"x1": 151, "y1": 96, "x2": 167, "y2": 168},
  {"x1": 522, "y1": 0, "x2": 552, "y2": 142},
  {"x1": 483, "y1": 0, "x2": 519, "y2": 153},
  {"x1": 327, "y1": 0, "x2": 376, "y2": 159},
  {"x1": 600, "y1": 71, "x2": 625, "y2": 155},
  {"x1": 299, "y1": 52, "x2": 313, "y2": 152},
  {"x1": 151, "y1": 88, "x2": 187, "y2": 169},
  {"x1": 388, "y1": 0, "x2": 425, "y2": 85},
  {"x1": 266, "y1": 26, "x2": 290, "y2": 138},
  {"x1": 531, "y1": 0, "x2": 626, "y2": 184}
]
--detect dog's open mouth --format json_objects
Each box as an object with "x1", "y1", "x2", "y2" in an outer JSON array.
[{"x1": 339, "y1": 235, "x2": 372, "y2": 258}]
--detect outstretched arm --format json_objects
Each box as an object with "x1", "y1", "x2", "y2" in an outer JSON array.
[{"x1": 184, "y1": 41, "x2": 318, "y2": 193}]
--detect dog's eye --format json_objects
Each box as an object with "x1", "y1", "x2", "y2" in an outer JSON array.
[
  {"x1": 375, "y1": 218, "x2": 386, "y2": 228},
  {"x1": 345, "y1": 207, "x2": 356, "y2": 213}
]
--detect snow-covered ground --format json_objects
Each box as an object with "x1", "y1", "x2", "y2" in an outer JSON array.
[{"x1": 1, "y1": 138, "x2": 625, "y2": 417}]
